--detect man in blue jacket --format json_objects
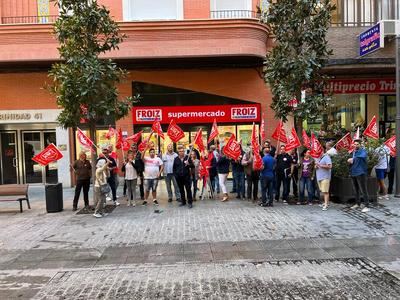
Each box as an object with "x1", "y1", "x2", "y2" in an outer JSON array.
[
  {"x1": 348, "y1": 139, "x2": 370, "y2": 212},
  {"x1": 260, "y1": 146, "x2": 276, "y2": 207}
]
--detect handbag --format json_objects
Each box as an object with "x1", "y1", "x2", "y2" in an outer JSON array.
[{"x1": 100, "y1": 183, "x2": 111, "y2": 194}]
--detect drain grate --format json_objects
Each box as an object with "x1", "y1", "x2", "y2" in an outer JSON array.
[{"x1": 76, "y1": 205, "x2": 116, "y2": 215}]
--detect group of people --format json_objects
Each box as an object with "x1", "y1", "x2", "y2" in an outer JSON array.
[{"x1": 71, "y1": 135, "x2": 393, "y2": 218}]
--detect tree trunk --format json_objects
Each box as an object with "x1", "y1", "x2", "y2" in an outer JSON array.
[{"x1": 89, "y1": 120, "x2": 97, "y2": 205}]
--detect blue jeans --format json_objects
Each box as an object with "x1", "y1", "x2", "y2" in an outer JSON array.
[
  {"x1": 234, "y1": 171, "x2": 245, "y2": 197},
  {"x1": 299, "y1": 176, "x2": 313, "y2": 203},
  {"x1": 261, "y1": 176, "x2": 274, "y2": 204},
  {"x1": 165, "y1": 173, "x2": 181, "y2": 200}
]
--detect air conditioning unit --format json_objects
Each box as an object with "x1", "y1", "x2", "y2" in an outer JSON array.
[{"x1": 380, "y1": 20, "x2": 400, "y2": 36}]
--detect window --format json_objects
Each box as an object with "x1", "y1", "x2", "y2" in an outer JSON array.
[
  {"x1": 123, "y1": 0, "x2": 183, "y2": 21},
  {"x1": 210, "y1": 0, "x2": 253, "y2": 18}
]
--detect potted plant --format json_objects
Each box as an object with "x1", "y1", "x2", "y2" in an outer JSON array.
[{"x1": 330, "y1": 144, "x2": 378, "y2": 203}]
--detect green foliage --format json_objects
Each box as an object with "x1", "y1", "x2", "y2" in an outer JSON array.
[
  {"x1": 331, "y1": 150, "x2": 351, "y2": 178},
  {"x1": 260, "y1": 0, "x2": 335, "y2": 122},
  {"x1": 48, "y1": 0, "x2": 137, "y2": 128}
]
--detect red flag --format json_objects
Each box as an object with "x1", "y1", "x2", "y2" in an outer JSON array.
[
  {"x1": 77, "y1": 128, "x2": 95, "y2": 149},
  {"x1": 126, "y1": 131, "x2": 143, "y2": 143},
  {"x1": 223, "y1": 134, "x2": 241, "y2": 160},
  {"x1": 302, "y1": 130, "x2": 311, "y2": 149},
  {"x1": 288, "y1": 97, "x2": 298, "y2": 109},
  {"x1": 167, "y1": 119, "x2": 185, "y2": 143},
  {"x1": 138, "y1": 133, "x2": 152, "y2": 153},
  {"x1": 271, "y1": 121, "x2": 288, "y2": 143},
  {"x1": 115, "y1": 128, "x2": 123, "y2": 150},
  {"x1": 251, "y1": 123, "x2": 260, "y2": 151},
  {"x1": 310, "y1": 132, "x2": 323, "y2": 158},
  {"x1": 260, "y1": 114, "x2": 266, "y2": 142},
  {"x1": 385, "y1": 135, "x2": 396, "y2": 155},
  {"x1": 79, "y1": 105, "x2": 89, "y2": 124},
  {"x1": 336, "y1": 133, "x2": 353, "y2": 151},
  {"x1": 363, "y1": 115, "x2": 379, "y2": 139},
  {"x1": 152, "y1": 120, "x2": 164, "y2": 139},
  {"x1": 105, "y1": 126, "x2": 116, "y2": 140},
  {"x1": 285, "y1": 127, "x2": 301, "y2": 151},
  {"x1": 32, "y1": 143, "x2": 63, "y2": 166},
  {"x1": 122, "y1": 139, "x2": 130, "y2": 151},
  {"x1": 199, "y1": 157, "x2": 209, "y2": 178},
  {"x1": 208, "y1": 119, "x2": 219, "y2": 144},
  {"x1": 253, "y1": 151, "x2": 263, "y2": 171},
  {"x1": 193, "y1": 128, "x2": 205, "y2": 152}
]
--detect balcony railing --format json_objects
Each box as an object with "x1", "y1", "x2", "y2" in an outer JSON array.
[
  {"x1": 210, "y1": 10, "x2": 258, "y2": 19},
  {"x1": 331, "y1": 0, "x2": 400, "y2": 27},
  {"x1": 1, "y1": 15, "x2": 58, "y2": 25}
]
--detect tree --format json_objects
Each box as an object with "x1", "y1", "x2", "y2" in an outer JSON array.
[
  {"x1": 48, "y1": 0, "x2": 137, "y2": 185},
  {"x1": 260, "y1": 0, "x2": 335, "y2": 130}
]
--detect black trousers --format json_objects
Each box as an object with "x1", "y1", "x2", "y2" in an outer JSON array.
[
  {"x1": 246, "y1": 172, "x2": 259, "y2": 200},
  {"x1": 388, "y1": 169, "x2": 395, "y2": 194},
  {"x1": 73, "y1": 179, "x2": 90, "y2": 208},
  {"x1": 176, "y1": 175, "x2": 193, "y2": 205},
  {"x1": 107, "y1": 175, "x2": 117, "y2": 201},
  {"x1": 352, "y1": 174, "x2": 369, "y2": 206},
  {"x1": 275, "y1": 173, "x2": 290, "y2": 201},
  {"x1": 292, "y1": 172, "x2": 298, "y2": 197}
]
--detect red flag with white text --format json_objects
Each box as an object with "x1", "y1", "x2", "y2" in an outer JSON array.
[
  {"x1": 223, "y1": 134, "x2": 241, "y2": 160},
  {"x1": 208, "y1": 119, "x2": 219, "y2": 144},
  {"x1": 302, "y1": 130, "x2": 311, "y2": 149},
  {"x1": 77, "y1": 128, "x2": 95, "y2": 149},
  {"x1": 126, "y1": 131, "x2": 142, "y2": 143},
  {"x1": 105, "y1": 126, "x2": 116, "y2": 140},
  {"x1": 167, "y1": 119, "x2": 185, "y2": 143},
  {"x1": 32, "y1": 143, "x2": 63, "y2": 166},
  {"x1": 285, "y1": 127, "x2": 301, "y2": 151},
  {"x1": 310, "y1": 132, "x2": 323, "y2": 158},
  {"x1": 271, "y1": 121, "x2": 288, "y2": 143},
  {"x1": 121, "y1": 139, "x2": 130, "y2": 151},
  {"x1": 193, "y1": 128, "x2": 205, "y2": 152},
  {"x1": 336, "y1": 132, "x2": 353, "y2": 151},
  {"x1": 385, "y1": 135, "x2": 396, "y2": 156},
  {"x1": 363, "y1": 115, "x2": 379, "y2": 139},
  {"x1": 138, "y1": 134, "x2": 152, "y2": 153},
  {"x1": 152, "y1": 120, "x2": 165, "y2": 139},
  {"x1": 251, "y1": 123, "x2": 260, "y2": 151},
  {"x1": 253, "y1": 151, "x2": 264, "y2": 171}
]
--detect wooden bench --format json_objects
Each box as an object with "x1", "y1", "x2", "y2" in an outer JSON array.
[{"x1": 0, "y1": 184, "x2": 30, "y2": 213}]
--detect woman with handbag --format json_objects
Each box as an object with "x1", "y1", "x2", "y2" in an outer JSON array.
[{"x1": 93, "y1": 157, "x2": 111, "y2": 218}]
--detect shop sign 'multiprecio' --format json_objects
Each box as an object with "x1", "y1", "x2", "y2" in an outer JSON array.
[{"x1": 132, "y1": 104, "x2": 261, "y2": 124}]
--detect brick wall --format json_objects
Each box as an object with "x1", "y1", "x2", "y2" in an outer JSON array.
[{"x1": 184, "y1": 0, "x2": 210, "y2": 19}]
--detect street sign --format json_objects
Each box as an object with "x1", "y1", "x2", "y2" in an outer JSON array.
[{"x1": 359, "y1": 22, "x2": 384, "y2": 57}]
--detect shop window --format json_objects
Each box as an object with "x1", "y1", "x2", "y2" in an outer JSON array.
[
  {"x1": 217, "y1": 125, "x2": 236, "y2": 148},
  {"x1": 237, "y1": 124, "x2": 257, "y2": 152},
  {"x1": 75, "y1": 129, "x2": 116, "y2": 160},
  {"x1": 123, "y1": 0, "x2": 183, "y2": 21}
]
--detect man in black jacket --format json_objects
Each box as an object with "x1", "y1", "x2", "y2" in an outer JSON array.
[
  {"x1": 173, "y1": 146, "x2": 194, "y2": 208},
  {"x1": 275, "y1": 145, "x2": 294, "y2": 203}
]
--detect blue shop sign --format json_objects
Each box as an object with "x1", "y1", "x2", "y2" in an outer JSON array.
[{"x1": 359, "y1": 22, "x2": 384, "y2": 57}]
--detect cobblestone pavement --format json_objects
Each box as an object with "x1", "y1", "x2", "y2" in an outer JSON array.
[{"x1": 1, "y1": 184, "x2": 400, "y2": 298}]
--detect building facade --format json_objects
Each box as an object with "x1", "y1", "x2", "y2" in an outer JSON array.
[{"x1": 0, "y1": 0, "x2": 272, "y2": 187}]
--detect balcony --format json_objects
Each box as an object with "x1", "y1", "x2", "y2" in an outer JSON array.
[
  {"x1": 331, "y1": 0, "x2": 400, "y2": 27},
  {"x1": 210, "y1": 10, "x2": 258, "y2": 19},
  {"x1": 0, "y1": 19, "x2": 269, "y2": 66}
]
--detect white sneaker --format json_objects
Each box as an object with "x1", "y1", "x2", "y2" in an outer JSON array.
[
  {"x1": 378, "y1": 196, "x2": 389, "y2": 200},
  {"x1": 102, "y1": 213, "x2": 109, "y2": 217},
  {"x1": 106, "y1": 196, "x2": 112, "y2": 201},
  {"x1": 361, "y1": 207, "x2": 370, "y2": 213},
  {"x1": 350, "y1": 204, "x2": 360, "y2": 209},
  {"x1": 322, "y1": 205, "x2": 328, "y2": 211},
  {"x1": 114, "y1": 201, "x2": 120, "y2": 206},
  {"x1": 93, "y1": 213, "x2": 103, "y2": 218}
]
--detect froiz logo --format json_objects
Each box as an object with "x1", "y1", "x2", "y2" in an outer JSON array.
[
  {"x1": 136, "y1": 109, "x2": 162, "y2": 122},
  {"x1": 231, "y1": 107, "x2": 257, "y2": 120}
]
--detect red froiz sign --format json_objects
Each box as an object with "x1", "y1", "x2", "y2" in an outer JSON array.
[
  {"x1": 133, "y1": 104, "x2": 261, "y2": 124},
  {"x1": 32, "y1": 143, "x2": 63, "y2": 166}
]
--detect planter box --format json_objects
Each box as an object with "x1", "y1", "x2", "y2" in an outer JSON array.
[{"x1": 330, "y1": 176, "x2": 377, "y2": 204}]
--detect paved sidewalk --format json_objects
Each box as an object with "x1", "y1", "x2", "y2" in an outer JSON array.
[{"x1": 1, "y1": 183, "x2": 400, "y2": 299}]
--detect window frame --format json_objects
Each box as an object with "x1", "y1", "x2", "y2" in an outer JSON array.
[{"x1": 123, "y1": 0, "x2": 183, "y2": 21}]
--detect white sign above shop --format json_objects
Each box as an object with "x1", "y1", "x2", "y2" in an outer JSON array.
[{"x1": 0, "y1": 109, "x2": 61, "y2": 124}]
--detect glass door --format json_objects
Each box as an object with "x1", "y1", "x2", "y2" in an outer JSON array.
[
  {"x1": 44, "y1": 131, "x2": 58, "y2": 184},
  {"x1": 0, "y1": 132, "x2": 18, "y2": 184},
  {"x1": 23, "y1": 132, "x2": 42, "y2": 183}
]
